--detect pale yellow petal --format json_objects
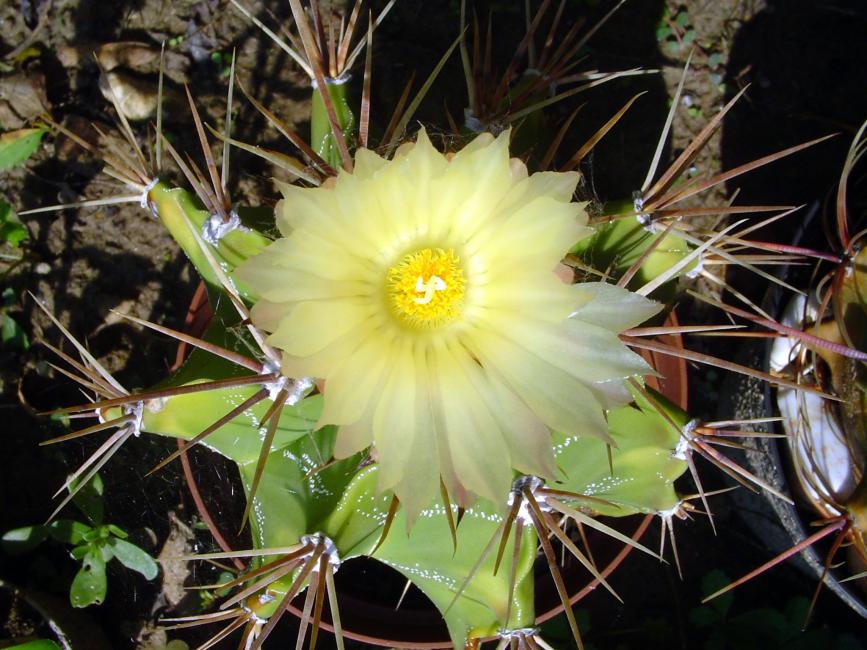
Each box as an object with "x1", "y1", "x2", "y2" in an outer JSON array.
[
  {"x1": 249, "y1": 299, "x2": 290, "y2": 332},
  {"x1": 318, "y1": 335, "x2": 394, "y2": 427},
  {"x1": 431, "y1": 340, "x2": 513, "y2": 505},
  {"x1": 242, "y1": 235, "x2": 376, "y2": 284},
  {"x1": 468, "y1": 270, "x2": 576, "y2": 323},
  {"x1": 569, "y1": 282, "x2": 662, "y2": 331},
  {"x1": 497, "y1": 170, "x2": 582, "y2": 215},
  {"x1": 476, "y1": 311, "x2": 652, "y2": 383},
  {"x1": 267, "y1": 299, "x2": 377, "y2": 357},
  {"x1": 427, "y1": 131, "x2": 513, "y2": 242},
  {"x1": 275, "y1": 182, "x2": 338, "y2": 235},
  {"x1": 469, "y1": 196, "x2": 590, "y2": 271},
  {"x1": 455, "y1": 351, "x2": 556, "y2": 480},
  {"x1": 333, "y1": 416, "x2": 373, "y2": 459},
  {"x1": 373, "y1": 342, "x2": 421, "y2": 494},
  {"x1": 237, "y1": 265, "x2": 369, "y2": 302},
  {"x1": 466, "y1": 328, "x2": 611, "y2": 442},
  {"x1": 353, "y1": 147, "x2": 388, "y2": 179},
  {"x1": 587, "y1": 379, "x2": 634, "y2": 410},
  {"x1": 391, "y1": 343, "x2": 441, "y2": 524}
]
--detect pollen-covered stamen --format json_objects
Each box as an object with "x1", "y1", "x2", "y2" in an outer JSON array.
[{"x1": 387, "y1": 248, "x2": 465, "y2": 327}]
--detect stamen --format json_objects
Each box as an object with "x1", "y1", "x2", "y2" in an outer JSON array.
[{"x1": 387, "y1": 248, "x2": 465, "y2": 327}]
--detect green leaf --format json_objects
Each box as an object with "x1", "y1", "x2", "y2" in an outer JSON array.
[
  {"x1": 239, "y1": 427, "x2": 363, "y2": 549},
  {"x1": 0, "y1": 198, "x2": 28, "y2": 247},
  {"x1": 106, "y1": 524, "x2": 127, "y2": 538},
  {"x1": 1, "y1": 525, "x2": 48, "y2": 552},
  {"x1": 320, "y1": 467, "x2": 537, "y2": 647},
  {"x1": 688, "y1": 603, "x2": 719, "y2": 628},
  {"x1": 70, "y1": 548, "x2": 107, "y2": 607},
  {"x1": 0, "y1": 128, "x2": 45, "y2": 170},
  {"x1": 46, "y1": 518, "x2": 92, "y2": 545},
  {"x1": 107, "y1": 537, "x2": 158, "y2": 580},
  {"x1": 311, "y1": 72, "x2": 356, "y2": 170},
  {"x1": 6, "y1": 641, "x2": 62, "y2": 650},
  {"x1": 147, "y1": 183, "x2": 269, "y2": 300},
  {"x1": 675, "y1": 10, "x2": 689, "y2": 27},
  {"x1": 1, "y1": 312, "x2": 29, "y2": 350},
  {"x1": 70, "y1": 472, "x2": 104, "y2": 525},
  {"x1": 571, "y1": 206, "x2": 693, "y2": 299},
  {"x1": 69, "y1": 543, "x2": 91, "y2": 560},
  {"x1": 140, "y1": 349, "x2": 322, "y2": 464}
]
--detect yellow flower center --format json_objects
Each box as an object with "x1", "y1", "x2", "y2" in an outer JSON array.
[{"x1": 387, "y1": 248, "x2": 465, "y2": 327}]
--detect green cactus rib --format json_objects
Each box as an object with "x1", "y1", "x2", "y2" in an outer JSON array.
[
  {"x1": 311, "y1": 80, "x2": 356, "y2": 171},
  {"x1": 571, "y1": 202, "x2": 695, "y2": 297},
  {"x1": 551, "y1": 385, "x2": 688, "y2": 517},
  {"x1": 241, "y1": 448, "x2": 537, "y2": 647},
  {"x1": 147, "y1": 182, "x2": 270, "y2": 299}
]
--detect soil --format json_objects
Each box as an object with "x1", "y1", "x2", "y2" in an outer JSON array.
[{"x1": 1, "y1": 0, "x2": 867, "y2": 649}]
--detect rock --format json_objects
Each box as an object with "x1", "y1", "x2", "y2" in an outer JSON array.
[
  {"x1": 0, "y1": 71, "x2": 47, "y2": 128},
  {"x1": 57, "y1": 42, "x2": 189, "y2": 83},
  {"x1": 99, "y1": 70, "x2": 159, "y2": 121}
]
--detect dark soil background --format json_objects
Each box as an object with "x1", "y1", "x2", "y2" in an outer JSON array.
[{"x1": 1, "y1": 0, "x2": 867, "y2": 648}]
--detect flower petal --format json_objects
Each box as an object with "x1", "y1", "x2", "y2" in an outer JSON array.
[
  {"x1": 455, "y1": 352, "x2": 556, "y2": 480},
  {"x1": 319, "y1": 334, "x2": 394, "y2": 427},
  {"x1": 467, "y1": 328, "x2": 611, "y2": 443},
  {"x1": 268, "y1": 299, "x2": 377, "y2": 357},
  {"x1": 430, "y1": 340, "x2": 513, "y2": 506},
  {"x1": 481, "y1": 312, "x2": 653, "y2": 384},
  {"x1": 569, "y1": 282, "x2": 662, "y2": 331}
]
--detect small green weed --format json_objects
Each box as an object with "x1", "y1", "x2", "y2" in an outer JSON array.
[{"x1": 1, "y1": 474, "x2": 158, "y2": 608}]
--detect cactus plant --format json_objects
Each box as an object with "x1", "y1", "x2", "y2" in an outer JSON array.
[{"x1": 15, "y1": 1, "x2": 845, "y2": 648}]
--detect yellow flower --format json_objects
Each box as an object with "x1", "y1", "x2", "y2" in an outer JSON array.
[{"x1": 236, "y1": 129, "x2": 661, "y2": 519}]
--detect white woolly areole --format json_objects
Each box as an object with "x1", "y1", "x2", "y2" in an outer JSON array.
[
  {"x1": 241, "y1": 593, "x2": 274, "y2": 623},
  {"x1": 139, "y1": 178, "x2": 159, "y2": 216},
  {"x1": 311, "y1": 72, "x2": 351, "y2": 89},
  {"x1": 498, "y1": 627, "x2": 540, "y2": 640},
  {"x1": 202, "y1": 210, "x2": 243, "y2": 245},
  {"x1": 657, "y1": 499, "x2": 688, "y2": 521},
  {"x1": 507, "y1": 475, "x2": 550, "y2": 524},
  {"x1": 672, "y1": 419, "x2": 699, "y2": 460},
  {"x1": 262, "y1": 361, "x2": 313, "y2": 404},
  {"x1": 299, "y1": 533, "x2": 341, "y2": 572},
  {"x1": 96, "y1": 400, "x2": 144, "y2": 437},
  {"x1": 285, "y1": 376, "x2": 313, "y2": 406}
]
